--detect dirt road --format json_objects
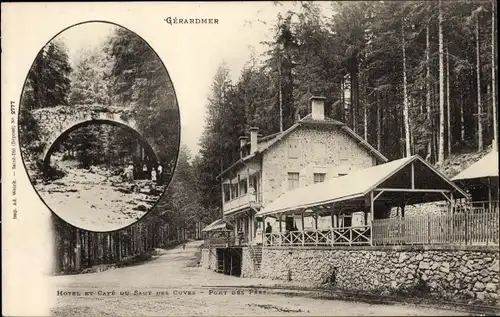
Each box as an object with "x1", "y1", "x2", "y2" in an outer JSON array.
[{"x1": 50, "y1": 241, "x2": 470, "y2": 316}]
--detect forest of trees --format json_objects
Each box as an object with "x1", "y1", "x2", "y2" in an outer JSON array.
[
  {"x1": 20, "y1": 26, "x2": 180, "y2": 169},
  {"x1": 194, "y1": 0, "x2": 498, "y2": 220}
]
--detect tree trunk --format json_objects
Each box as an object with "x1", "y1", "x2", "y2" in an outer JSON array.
[
  {"x1": 460, "y1": 87, "x2": 465, "y2": 142},
  {"x1": 351, "y1": 71, "x2": 358, "y2": 133},
  {"x1": 426, "y1": 24, "x2": 432, "y2": 161},
  {"x1": 438, "y1": 0, "x2": 445, "y2": 163},
  {"x1": 364, "y1": 78, "x2": 368, "y2": 141},
  {"x1": 278, "y1": 50, "x2": 283, "y2": 132},
  {"x1": 476, "y1": 13, "x2": 483, "y2": 151},
  {"x1": 75, "y1": 229, "x2": 81, "y2": 271},
  {"x1": 341, "y1": 78, "x2": 345, "y2": 122},
  {"x1": 377, "y1": 90, "x2": 381, "y2": 151},
  {"x1": 492, "y1": 0, "x2": 498, "y2": 150},
  {"x1": 403, "y1": 23, "x2": 411, "y2": 157},
  {"x1": 446, "y1": 45, "x2": 452, "y2": 156}
]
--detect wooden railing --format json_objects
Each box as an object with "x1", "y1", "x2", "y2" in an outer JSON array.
[
  {"x1": 264, "y1": 225, "x2": 372, "y2": 247},
  {"x1": 373, "y1": 210, "x2": 500, "y2": 246},
  {"x1": 205, "y1": 237, "x2": 231, "y2": 246},
  {"x1": 223, "y1": 192, "x2": 262, "y2": 215},
  {"x1": 205, "y1": 234, "x2": 250, "y2": 247}
]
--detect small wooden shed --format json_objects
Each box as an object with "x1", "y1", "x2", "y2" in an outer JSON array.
[{"x1": 452, "y1": 150, "x2": 499, "y2": 211}]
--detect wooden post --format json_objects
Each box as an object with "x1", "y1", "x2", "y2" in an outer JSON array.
[
  {"x1": 301, "y1": 212, "x2": 305, "y2": 246},
  {"x1": 279, "y1": 214, "x2": 283, "y2": 233},
  {"x1": 488, "y1": 178, "x2": 492, "y2": 212},
  {"x1": 221, "y1": 182, "x2": 225, "y2": 206},
  {"x1": 247, "y1": 215, "x2": 251, "y2": 243},
  {"x1": 251, "y1": 217, "x2": 255, "y2": 241},
  {"x1": 262, "y1": 216, "x2": 266, "y2": 246},
  {"x1": 234, "y1": 216, "x2": 238, "y2": 244},
  {"x1": 246, "y1": 167, "x2": 251, "y2": 197},
  {"x1": 370, "y1": 191, "x2": 374, "y2": 246},
  {"x1": 411, "y1": 162, "x2": 415, "y2": 189},
  {"x1": 230, "y1": 251, "x2": 233, "y2": 276}
]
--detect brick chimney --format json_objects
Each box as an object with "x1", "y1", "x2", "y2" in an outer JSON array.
[
  {"x1": 239, "y1": 136, "x2": 248, "y2": 148},
  {"x1": 239, "y1": 136, "x2": 248, "y2": 158},
  {"x1": 249, "y1": 127, "x2": 259, "y2": 154},
  {"x1": 310, "y1": 96, "x2": 326, "y2": 121}
]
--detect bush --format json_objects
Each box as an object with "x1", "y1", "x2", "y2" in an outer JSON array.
[{"x1": 116, "y1": 251, "x2": 154, "y2": 268}]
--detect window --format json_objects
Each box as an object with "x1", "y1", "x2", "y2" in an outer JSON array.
[
  {"x1": 231, "y1": 183, "x2": 239, "y2": 199},
  {"x1": 314, "y1": 173, "x2": 326, "y2": 183},
  {"x1": 288, "y1": 143, "x2": 299, "y2": 159},
  {"x1": 239, "y1": 179, "x2": 248, "y2": 195},
  {"x1": 223, "y1": 184, "x2": 231, "y2": 202},
  {"x1": 288, "y1": 172, "x2": 300, "y2": 190}
]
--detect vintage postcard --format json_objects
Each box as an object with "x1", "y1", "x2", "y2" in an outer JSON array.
[{"x1": 2, "y1": 1, "x2": 499, "y2": 316}]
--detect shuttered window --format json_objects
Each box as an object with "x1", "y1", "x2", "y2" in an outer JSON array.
[
  {"x1": 313, "y1": 173, "x2": 326, "y2": 183},
  {"x1": 288, "y1": 172, "x2": 300, "y2": 190}
]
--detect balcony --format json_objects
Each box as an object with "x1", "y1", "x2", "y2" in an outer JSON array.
[
  {"x1": 223, "y1": 192, "x2": 262, "y2": 215},
  {"x1": 204, "y1": 233, "x2": 250, "y2": 247}
]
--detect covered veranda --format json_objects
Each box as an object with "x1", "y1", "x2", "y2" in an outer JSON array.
[
  {"x1": 256, "y1": 155, "x2": 469, "y2": 247},
  {"x1": 201, "y1": 219, "x2": 234, "y2": 246}
]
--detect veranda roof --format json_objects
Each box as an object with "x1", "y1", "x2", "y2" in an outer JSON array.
[
  {"x1": 256, "y1": 155, "x2": 467, "y2": 217},
  {"x1": 452, "y1": 151, "x2": 499, "y2": 182},
  {"x1": 201, "y1": 219, "x2": 232, "y2": 232}
]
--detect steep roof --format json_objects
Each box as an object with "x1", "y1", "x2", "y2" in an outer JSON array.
[
  {"x1": 452, "y1": 150, "x2": 499, "y2": 181},
  {"x1": 217, "y1": 114, "x2": 387, "y2": 179},
  {"x1": 201, "y1": 218, "x2": 233, "y2": 232},
  {"x1": 256, "y1": 155, "x2": 467, "y2": 217}
]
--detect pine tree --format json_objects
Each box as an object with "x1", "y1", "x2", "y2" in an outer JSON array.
[{"x1": 438, "y1": 0, "x2": 445, "y2": 163}]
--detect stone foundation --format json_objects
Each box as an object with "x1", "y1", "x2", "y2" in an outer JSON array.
[
  {"x1": 257, "y1": 246, "x2": 499, "y2": 303},
  {"x1": 201, "y1": 248, "x2": 217, "y2": 271},
  {"x1": 241, "y1": 248, "x2": 258, "y2": 277}
]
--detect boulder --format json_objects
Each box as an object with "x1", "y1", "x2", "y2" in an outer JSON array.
[
  {"x1": 474, "y1": 281, "x2": 485, "y2": 291},
  {"x1": 476, "y1": 292, "x2": 487, "y2": 301},
  {"x1": 485, "y1": 283, "x2": 497, "y2": 293},
  {"x1": 419, "y1": 262, "x2": 431, "y2": 270},
  {"x1": 440, "y1": 262, "x2": 450, "y2": 273}
]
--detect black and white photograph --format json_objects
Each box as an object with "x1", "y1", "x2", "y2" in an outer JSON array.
[
  {"x1": 2, "y1": 1, "x2": 499, "y2": 317},
  {"x1": 18, "y1": 22, "x2": 180, "y2": 232}
]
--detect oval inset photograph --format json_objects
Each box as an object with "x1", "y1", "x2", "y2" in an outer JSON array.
[{"x1": 18, "y1": 22, "x2": 180, "y2": 232}]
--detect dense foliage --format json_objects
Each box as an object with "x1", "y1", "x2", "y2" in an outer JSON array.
[{"x1": 195, "y1": 0, "x2": 498, "y2": 219}]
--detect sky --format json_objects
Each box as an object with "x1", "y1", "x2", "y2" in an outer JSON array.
[{"x1": 50, "y1": 2, "x2": 335, "y2": 158}]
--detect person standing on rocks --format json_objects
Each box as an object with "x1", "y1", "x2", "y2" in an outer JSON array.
[
  {"x1": 142, "y1": 164, "x2": 148, "y2": 180},
  {"x1": 127, "y1": 162, "x2": 135, "y2": 182},
  {"x1": 151, "y1": 168, "x2": 157, "y2": 183}
]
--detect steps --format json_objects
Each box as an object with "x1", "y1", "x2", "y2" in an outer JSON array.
[{"x1": 249, "y1": 246, "x2": 263, "y2": 270}]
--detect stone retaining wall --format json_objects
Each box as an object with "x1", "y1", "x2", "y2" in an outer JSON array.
[
  {"x1": 257, "y1": 246, "x2": 499, "y2": 304},
  {"x1": 241, "y1": 248, "x2": 258, "y2": 277},
  {"x1": 201, "y1": 248, "x2": 217, "y2": 271}
]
